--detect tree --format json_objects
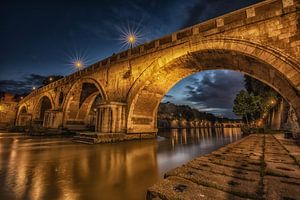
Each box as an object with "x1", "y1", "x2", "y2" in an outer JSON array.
[
  {"x1": 233, "y1": 90, "x2": 262, "y2": 124},
  {"x1": 244, "y1": 75, "x2": 280, "y2": 118}
]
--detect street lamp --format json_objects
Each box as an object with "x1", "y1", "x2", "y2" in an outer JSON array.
[{"x1": 271, "y1": 100, "x2": 276, "y2": 105}]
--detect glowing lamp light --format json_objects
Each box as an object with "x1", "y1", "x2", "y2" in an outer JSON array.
[
  {"x1": 128, "y1": 34, "x2": 136, "y2": 45},
  {"x1": 49, "y1": 77, "x2": 53, "y2": 81},
  {"x1": 117, "y1": 23, "x2": 144, "y2": 50},
  {"x1": 32, "y1": 86, "x2": 36, "y2": 90},
  {"x1": 74, "y1": 60, "x2": 83, "y2": 70}
]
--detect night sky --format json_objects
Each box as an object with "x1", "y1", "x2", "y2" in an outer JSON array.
[{"x1": 0, "y1": 0, "x2": 262, "y2": 118}]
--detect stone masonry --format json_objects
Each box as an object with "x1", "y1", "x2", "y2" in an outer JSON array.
[
  {"x1": 147, "y1": 133, "x2": 300, "y2": 200},
  {"x1": 14, "y1": 0, "x2": 300, "y2": 137}
]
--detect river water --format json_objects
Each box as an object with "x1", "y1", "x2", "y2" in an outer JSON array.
[{"x1": 0, "y1": 128, "x2": 242, "y2": 200}]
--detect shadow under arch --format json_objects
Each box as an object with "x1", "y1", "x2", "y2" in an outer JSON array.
[
  {"x1": 32, "y1": 94, "x2": 54, "y2": 123},
  {"x1": 62, "y1": 77, "x2": 107, "y2": 129},
  {"x1": 126, "y1": 38, "x2": 300, "y2": 133}
]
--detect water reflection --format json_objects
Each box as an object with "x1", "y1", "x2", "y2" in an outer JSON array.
[{"x1": 0, "y1": 128, "x2": 241, "y2": 200}]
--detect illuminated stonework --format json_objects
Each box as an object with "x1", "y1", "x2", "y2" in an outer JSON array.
[{"x1": 15, "y1": 0, "x2": 300, "y2": 136}]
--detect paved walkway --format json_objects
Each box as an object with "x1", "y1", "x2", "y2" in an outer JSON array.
[{"x1": 147, "y1": 134, "x2": 300, "y2": 200}]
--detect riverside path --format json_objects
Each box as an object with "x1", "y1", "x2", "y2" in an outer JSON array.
[{"x1": 147, "y1": 133, "x2": 300, "y2": 200}]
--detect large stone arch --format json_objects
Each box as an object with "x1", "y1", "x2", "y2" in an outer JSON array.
[
  {"x1": 126, "y1": 37, "x2": 300, "y2": 134},
  {"x1": 62, "y1": 77, "x2": 107, "y2": 130}
]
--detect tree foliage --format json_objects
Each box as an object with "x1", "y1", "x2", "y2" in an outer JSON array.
[
  {"x1": 233, "y1": 75, "x2": 281, "y2": 123},
  {"x1": 159, "y1": 102, "x2": 237, "y2": 122},
  {"x1": 233, "y1": 90, "x2": 262, "y2": 123}
]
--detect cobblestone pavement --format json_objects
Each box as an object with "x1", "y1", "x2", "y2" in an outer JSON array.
[{"x1": 147, "y1": 134, "x2": 300, "y2": 200}]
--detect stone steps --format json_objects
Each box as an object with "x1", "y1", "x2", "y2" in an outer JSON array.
[{"x1": 72, "y1": 132, "x2": 126, "y2": 144}]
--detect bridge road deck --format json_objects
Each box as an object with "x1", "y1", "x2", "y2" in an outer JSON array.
[{"x1": 147, "y1": 134, "x2": 300, "y2": 200}]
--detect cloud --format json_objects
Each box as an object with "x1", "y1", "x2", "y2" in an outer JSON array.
[
  {"x1": 184, "y1": 70, "x2": 245, "y2": 118},
  {"x1": 164, "y1": 94, "x2": 174, "y2": 99},
  {"x1": 185, "y1": 85, "x2": 194, "y2": 90},
  {"x1": 162, "y1": 94, "x2": 174, "y2": 103},
  {"x1": 0, "y1": 74, "x2": 46, "y2": 94}
]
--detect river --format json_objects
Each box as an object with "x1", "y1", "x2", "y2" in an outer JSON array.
[{"x1": 0, "y1": 127, "x2": 242, "y2": 200}]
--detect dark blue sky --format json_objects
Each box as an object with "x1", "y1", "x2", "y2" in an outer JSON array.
[{"x1": 0, "y1": 0, "x2": 262, "y2": 117}]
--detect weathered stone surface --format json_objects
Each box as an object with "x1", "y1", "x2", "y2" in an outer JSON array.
[
  {"x1": 73, "y1": 132, "x2": 156, "y2": 144},
  {"x1": 265, "y1": 153, "x2": 295, "y2": 164},
  {"x1": 186, "y1": 159, "x2": 261, "y2": 181},
  {"x1": 264, "y1": 176, "x2": 300, "y2": 200},
  {"x1": 265, "y1": 162, "x2": 300, "y2": 178},
  {"x1": 147, "y1": 176, "x2": 244, "y2": 200},
  {"x1": 165, "y1": 165, "x2": 260, "y2": 198},
  {"x1": 148, "y1": 133, "x2": 300, "y2": 200}
]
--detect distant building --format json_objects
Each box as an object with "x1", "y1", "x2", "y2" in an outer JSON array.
[{"x1": 0, "y1": 93, "x2": 18, "y2": 129}]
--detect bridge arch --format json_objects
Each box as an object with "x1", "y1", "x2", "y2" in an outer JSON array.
[
  {"x1": 62, "y1": 77, "x2": 107, "y2": 130},
  {"x1": 32, "y1": 94, "x2": 54, "y2": 124},
  {"x1": 126, "y1": 37, "x2": 300, "y2": 134},
  {"x1": 17, "y1": 105, "x2": 28, "y2": 115},
  {"x1": 16, "y1": 104, "x2": 31, "y2": 126}
]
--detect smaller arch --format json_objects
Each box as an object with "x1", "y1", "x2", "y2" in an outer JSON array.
[
  {"x1": 16, "y1": 104, "x2": 31, "y2": 127},
  {"x1": 20, "y1": 106, "x2": 27, "y2": 114},
  {"x1": 62, "y1": 77, "x2": 107, "y2": 129},
  {"x1": 62, "y1": 77, "x2": 107, "y2": 114},
  {"x1": 17, "y1": 104, "x2": 28, "y2": 115},
  {"x1": 33, "y1": 94, "x2": 54, "y2": 121}
]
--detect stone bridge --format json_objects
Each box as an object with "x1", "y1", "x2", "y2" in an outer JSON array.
[{"x1": 17, "y1": 0, "x2": 300, "y2": 137}]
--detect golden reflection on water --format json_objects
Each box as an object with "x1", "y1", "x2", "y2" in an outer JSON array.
[{"x1": 0, "y1": 128, "x2": 241, "y2": 200}]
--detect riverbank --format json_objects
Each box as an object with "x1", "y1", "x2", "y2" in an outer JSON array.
[{"x1": 147, "y1": 133, "x2": 300, "y2": 200}]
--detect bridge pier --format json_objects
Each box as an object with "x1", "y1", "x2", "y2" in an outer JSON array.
[
  {"x1": 43, "y1": 110, "x2": 63, "y2": 128},
  {"x1": 95, "y1": 102, "x2": 126, "y2": 134},
  {"x1": 16, "y1": 114, "x2": 32, "y2": 127}
]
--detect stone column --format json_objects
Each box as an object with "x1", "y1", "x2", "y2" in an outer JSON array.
[
  {"x1": 96, "y1": 102, "x2": 126, "y2": 133},
  {"x1": 272, "y1": 100, "x2": 284, "y2": 130},
  {"x1": 287, "y1": 107, "x2": 300, "y2": 137},
  {"x1": 43, "y1": 110, "x2": 63, "y2": 128},
  {"x1": 16, "y1": 114, "x2": 32, "y2": 127}
]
